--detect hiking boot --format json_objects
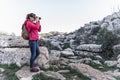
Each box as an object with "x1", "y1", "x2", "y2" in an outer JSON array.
[
  {"x1": 34, "y1": 63, "x2": 39, "y2": 67},
  {"x1": 30, "y1": 67, "x2": 39, "y2": 72}
]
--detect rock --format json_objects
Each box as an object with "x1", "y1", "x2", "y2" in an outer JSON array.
[
  {"x1": 76, "y1": 44, "x2": 102, "y2": 52},
  {"x1": 0, "y1": 75, "x2": 7, "y2": 80},
  {"x1": 113, "y1": 44, "x2": 120, "y2": 57},
  {"x1": 0, "y1": 47, "x2": 49, "y2": 69},
  {"x1": 69, "y1": 63, "x2": 116, "y2": 80},
  {"x1": 16, "y1": 62, "x2": 21, "y2": 67},
  {"x1": 60, "y1": 57, "x2": 69, "y2": 65},
  {"x1": 0, "y1": 40, "x2": 9, "y2": 47},
  {"x1": 57, "y1": 70, "x2": 70, "y2": 73},
  {"x1": 50, "y1": 50, "x2": 61, "y2": 59},
  {"x1": 61, "y1": 48, "x2": 74, "y2": 57},
  {"x1": 0, "y1": 48, "x2": 31, "y2": 64},
  {"x1": 101, "y1": 22, "x2": 109, "y2": 28},
  {"x1": 105, "y1": 70, "x2": 120, "y2": 77},
  {"x1": 41, "y1": 71, "x2": 66, "y2": 80},
  {"x1": 51, "y1": 41, "x2": 62, "y2": 50},
  {"x1": 104, "y1": 61, "x2": 118, "y2": 67},
  {"x1": 74, "y1": 51, "x2": 96, "y2": 58},
  {"x1": 95, "y1": 55, "x2": 103, "y2": 61},
  {"x1": 67, "y1": 56, "x2": 78, "y2": 59},
  {"x1": 69, "y1": 58, "x2": 92, "y2": 64},
  {"x1": 37, "y1": 47, "x2": 50, "y2": 69},
  {"x1": 116, "y1": 63, "x2": 120, "y2": 68},
  {"x1": 0, "y1": 35, "x2": 28, "y2": 48},
  {"x1": 69, "y1": 39, "x2": 76, "y2": 49},
  {"x1": 60, "y1": 60, "x2": 68, "y2": 66},
  {"x1": 15, "y1": 66, "x2": 40, "y2": 80},
  {"x1": 117, "y1": 58, "x2": 120, "y2": 63},
  {"x1": 9, "y1": 36, "x2": 29, "y2": 47},
  {"x1": 117, "y1": 54, "x2": 120, "y2": 60},
  {"x1": 49, "y1": 50, "x2": 61, "y2": 65},
  {"x1": 93, "y1": 60, "x2": 102, "y2": 65},
  {"x1": 0, "y1": 68, "x2": 4, "y2": 73}
]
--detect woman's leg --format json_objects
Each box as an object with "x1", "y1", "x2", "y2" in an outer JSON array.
[
  {"x1": 34, "y1": 41, "x2": 40, "y2": 60},
  {"x1": 29, "y1": 40, "x2": 36, "y2": 68}
]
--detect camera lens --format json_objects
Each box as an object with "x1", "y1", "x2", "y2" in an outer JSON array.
[{"x1": 39, "y1": 17, "x2": 41, "y2": 20}]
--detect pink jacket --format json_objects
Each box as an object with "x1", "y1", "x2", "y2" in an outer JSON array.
[{"x1": 24, "y1": 20, "x2": 41, "y2": 40}]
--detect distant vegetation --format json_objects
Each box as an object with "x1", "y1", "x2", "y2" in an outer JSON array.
[{"x1": 97, "y1": 28, "x2": 119, "y2": 60}]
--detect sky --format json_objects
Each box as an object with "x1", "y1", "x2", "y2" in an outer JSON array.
[{"x1": 0, "y1": 0, "x2": 120, "y2": 36}]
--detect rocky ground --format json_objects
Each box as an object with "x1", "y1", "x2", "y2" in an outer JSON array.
[
  {"x1": 1, "y1": 11, "x2": 120, "y2": 80},
  {"x1": 0, "y1": 35, "x2": 119, "y2": 80}
]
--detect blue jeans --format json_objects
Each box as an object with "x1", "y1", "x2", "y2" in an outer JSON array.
[{"x1": 29, "y1": 40, "x2": 40, "y2": 68}]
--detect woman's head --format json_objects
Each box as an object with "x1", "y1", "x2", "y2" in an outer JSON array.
[{"x1": 26, "y1": 13, "x2": 36, "y2": 21}]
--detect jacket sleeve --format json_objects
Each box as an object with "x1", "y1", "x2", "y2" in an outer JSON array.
[
  {"x1": 26, "y1": 21, "x2": 40, "y2": 33},
  {"x1": 38, "y1": 22, "x2": 41, "y2": 32}
]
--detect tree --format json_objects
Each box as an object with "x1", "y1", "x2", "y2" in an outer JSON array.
[{"x1": 97, "y1": 28, "x2": 119, "y2": 59}]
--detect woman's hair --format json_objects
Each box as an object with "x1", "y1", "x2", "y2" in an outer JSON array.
[{"x1": 26, "y1": 13, "x2": 36, "y2": 20}]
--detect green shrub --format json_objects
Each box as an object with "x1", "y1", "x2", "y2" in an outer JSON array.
[
  {"x1": 0, "y1": 64, "x2": 20, "y2": 80},
  {"x1": 62, "y1": 42, "x2": 70, "y2": 49},
  {"x1": 64, "y1": 66, "x2": 91, "y2": 80},
  {"x1": 77, "y1": 27, "x2": 85, "y2": 34},
  {"x1": 91, "y1": 26, "x2": 101, "y2": 35},
  {"x1": 32, "y1": 73, "x2": 60, "y2": 80},
  {"x1": 97, "y1": 28, "x2": 119, "y2": 59},
  {"x1": 115, "y1": 76, "x2": 120, "y2": 80},
  {"x1": 88, "y1": 62, "x2": 118, "y2": 72}
]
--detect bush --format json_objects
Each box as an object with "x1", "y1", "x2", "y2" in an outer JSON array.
[
  {"x1": 0, "y1": 64, "x2": 20, "y2": 80},
  {"x1": 97, "y1": 28, "x2": 119, "y2": 59},
  {"x1": 62, "y1": 42, "x2": 70, "y2": 49},
  {"x1": 32, "y1": 73, "x2": 59, "y2": 80},
  {"x1": 91, "y1": 26, "x2": 101, "y2": 35},
  {"x1": 77, "y1": 27, "x2": 85, "y2": 34}
]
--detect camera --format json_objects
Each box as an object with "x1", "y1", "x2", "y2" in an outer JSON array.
[
  {"x1": 38, "y1": 17, "x2": 41, "y2": 20},
  {"x1": 36, "y1": 16, "x2": 41, "y2": 20}
]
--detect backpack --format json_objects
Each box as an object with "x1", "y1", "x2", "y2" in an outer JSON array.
[{"x1": 21, "y1": 24, "x2": 29, "y2": 40}]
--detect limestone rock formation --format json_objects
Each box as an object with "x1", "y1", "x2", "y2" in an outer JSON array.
[{"x1": 69, "y1": 63, "x2": 116, "y2": 80}]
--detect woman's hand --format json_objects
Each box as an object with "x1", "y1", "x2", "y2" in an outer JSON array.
[
  {"x1": 35, "y1": 18, "x2": 39, "y2": 22},
  {"x1": 35, "y1": 17, "x2": 41, "y2": 22}
]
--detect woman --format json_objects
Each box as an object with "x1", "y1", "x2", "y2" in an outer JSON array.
[{"x1": 24, "y1": 13, "x2": 41, "y2": 72}]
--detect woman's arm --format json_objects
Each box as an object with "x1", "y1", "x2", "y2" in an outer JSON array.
[{"x1": 26, "y1": 21, "x2": 40, "y2": 33}]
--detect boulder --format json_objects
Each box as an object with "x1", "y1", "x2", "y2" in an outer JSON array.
[
  {"x1": 76, "y1": 44, "x2": 102, "y2": 52},
  {"x1": 104, "y1": 61, "x2": 118, "y2": 67},
  {"x1": 37, "y1": 47, "x2": 50, "y2": 69},
  {"x1": 105, "y1": 70, "x2": 120, "y2": 77},
  {"x1": 93, "y1": 60, "x2": 102, "y2": 65},
  {"x1": 51, "y1": 41, "x2": 62, "y2": 50},
  {"x1": 15, "y1": 66, "x2": 40, "y2": 80},
  {"x1": 0, "y1": 35, "x2": 28, "y2": 48},
  {"x1": 41, "y1": 71, "x2": 66, "y2": 80},
  {"x1": 61, "y1": 48, "x2": 74, "y2": 57},
  {"x1": 0, "y1": 75, "x2": 7, "y2": 80},
  {"x1": 117, "y1": 54, "x2": 120, "y2": 60},
  {"x1": 113, "y1": 44, "x2": 120, "y2": 57},
  {"x1": 117, "y1": 63, "x2": 120, "y2": 68},
  {"x1": 117, "y1": 58, "x2": 120, "y2": 63},
  {"x1": 69, "y1": 63, "x2": 116, "y2": 80},
  {"x1": 0, "y1": 68, "x2": 4, "y2": 73},
  {"x1": 74, "y1": 51, "x2": 96, "y2": 58},
  {"x1": 0, "y1": 48, "x2": 30, "y2": 64},
  {"x1": 69, "y1": 58, "x2": 92, "y2": 64},
  {"x1": 49, "y1": 50, "x2": 61, "y2": 65},
  {"x1": 57, "y1": 70, "x2": 70, "y2": 73},
  {"x1": 0, "y1": 47, "x2": 50, "y2": 69},
  {"x1": 95, "y1": 55, "x2": 103, "y2": 61}
]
